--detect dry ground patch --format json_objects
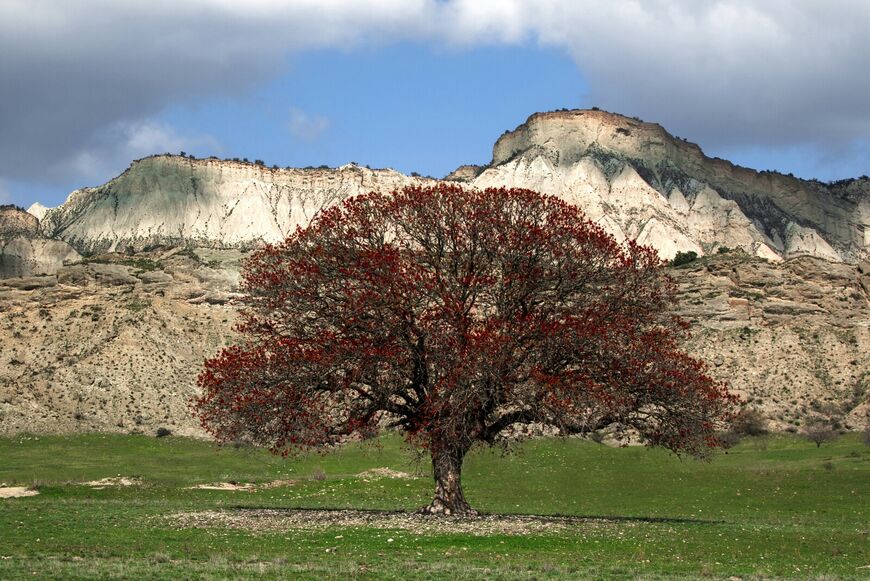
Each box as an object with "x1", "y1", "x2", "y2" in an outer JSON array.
[{"x1": 169, "y1": 508, "x2": 648, "y2": 536}]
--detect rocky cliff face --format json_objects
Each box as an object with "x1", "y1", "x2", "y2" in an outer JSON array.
[
  {"x1": 39, "y1": 157, "x2": 429, "y2": 255},
  {"x1": 471, "y1": 109, "x2": 868, "y2": 262},
  {"x1": 0, "y1": 205, "x2": 81, "y2": 278}
]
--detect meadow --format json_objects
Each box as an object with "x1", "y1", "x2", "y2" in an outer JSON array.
[{"x1": 0, "y1": 432, "x2": 867, "y2": 579}]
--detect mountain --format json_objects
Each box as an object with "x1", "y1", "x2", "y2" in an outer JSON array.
[
  {"x1": 28, "y1": 109, "x2": 870, "y2": 264},
  {"x1": 466, "y1": 109, "x2": 868, "y2": 262}
]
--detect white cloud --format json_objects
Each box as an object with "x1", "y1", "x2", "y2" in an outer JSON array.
[
  {"x1": 60, "y1": 121, "x2": 222, "y2": 186},
  {"x1": 0, "y1": 180, "x2": 10, "y2": 205},
  {"x1": 439, "y1": 1, "x2": 870, "y2": 148},
  {"x1": 288, "y1": 108, "x2": 330, "y2": 142}
]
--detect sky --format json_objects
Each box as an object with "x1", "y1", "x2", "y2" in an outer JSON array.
[{"x1": 1, "y1": 0, "x2": 869, "y2": 209}]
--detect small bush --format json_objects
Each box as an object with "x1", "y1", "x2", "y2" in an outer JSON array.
[
  {"x1": 717, "y1": 430, "x2": 742, "y2": 449},
  {"x1": 155, "y1": 427, "x2": 172, "y2": 438},
  {"x1": 670, "y1": 251, "x2": 698, "y2": 267},
  {"x1": 731, "y1": 408, "x2": 768, "y2": 436}
]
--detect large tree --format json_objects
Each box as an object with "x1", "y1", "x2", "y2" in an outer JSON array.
[{"x1": 194, "y1": 184, "x2": 736, "y2": 515}]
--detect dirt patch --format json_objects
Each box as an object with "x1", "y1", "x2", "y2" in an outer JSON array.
[
  {"x1": 188, "y1": 479, "x2": 297, "y2": 491},
  {"x1": 83, "y1": 476, "x2": 141, "y2": 488},
  {"x1": 259, "y1": 479, "x2": 297, "y2": 489},
  {"x1": 171, "y1": 509, "x2": 619, "y2": 536},
  {"x1": 189, "y1": 482, "x2": 256, "y2": 491},
  {"x1": 0, "y1": 486, "x2": 39, "y2": 499},
  {"x1": 356, "y1": 467, "x2": 413, "y2": 480}
]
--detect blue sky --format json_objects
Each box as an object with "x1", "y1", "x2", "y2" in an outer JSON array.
[
  {"x1": 1, "y1": 1, "x2": 868, "y2": 208},
  {"x1": 162, "y1": 43, "x2": 588, "y2": 177}
]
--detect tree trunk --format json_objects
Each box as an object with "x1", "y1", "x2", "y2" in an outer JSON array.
[{"x1": 417, "y1": 447, "x2": 478, "y2": 516}]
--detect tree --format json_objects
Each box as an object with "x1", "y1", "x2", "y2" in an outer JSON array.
[
  {"x1": 194, "y1": 184, "x2": 737, "y2": 516},
  {"x1": 803, "y1": 419, "x2": 837, "y2": 448}
]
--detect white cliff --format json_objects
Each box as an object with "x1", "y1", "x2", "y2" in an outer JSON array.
[{"x1": 39, "y1": 158, "x2": 429, "y2": 255}]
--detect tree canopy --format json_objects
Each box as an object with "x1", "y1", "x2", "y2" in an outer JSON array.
[{"x1": 194, "y1": 184, "x2": 736, "y2": 515}]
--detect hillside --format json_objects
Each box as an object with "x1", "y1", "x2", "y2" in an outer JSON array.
[{"x1": 1, "y1": 248, "x2": 866, "y2": 436}]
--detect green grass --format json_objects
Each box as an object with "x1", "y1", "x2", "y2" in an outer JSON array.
[{"x1": 0, "y1": 433, "x2": 867, "y2": 579}]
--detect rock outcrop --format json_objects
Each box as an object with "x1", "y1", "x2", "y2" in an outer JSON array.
[
  {"x1": 0, "y1": 205, "x2": 81, "y2": 278},
  {"x1": 30, "y1": 110, "x2": 869, "y2": 265}
]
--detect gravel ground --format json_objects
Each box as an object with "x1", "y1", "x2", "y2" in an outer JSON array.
[{"x1": 170, "y1": 508, "x2": 625, "y2": 536}]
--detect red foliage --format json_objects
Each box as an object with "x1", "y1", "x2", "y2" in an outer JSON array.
[{"x1": 193, "y1": 184, "x2": 737, "y2": 512}]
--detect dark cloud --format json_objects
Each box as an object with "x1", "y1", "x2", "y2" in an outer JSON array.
[{"x1": 1, "y1": 0, "x2": 868, "y2": 201}]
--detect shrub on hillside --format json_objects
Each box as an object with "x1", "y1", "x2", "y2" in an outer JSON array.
[
  {"x1": 731, "y1": 408, "x2": 768, "y2": 437},
  {"x1": 670, "y1": 251, "x2": 698, "y2": 267}
]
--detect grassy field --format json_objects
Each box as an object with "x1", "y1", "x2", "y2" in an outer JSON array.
[{"x1": 0, "y1": 432, "x2": 867, "y2": 579}]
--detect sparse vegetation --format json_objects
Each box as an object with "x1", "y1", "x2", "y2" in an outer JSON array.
[
  {"x1": 125, "y1": 299, "x2": 151, "y2": 313},
  {"x1": 121, "y1": 257, "x2": 158, "y2": 271}
]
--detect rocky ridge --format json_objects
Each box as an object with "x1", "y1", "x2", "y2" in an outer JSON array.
[{"x1": 21, "y1": 110, "x2": 867, "y2": 265}]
